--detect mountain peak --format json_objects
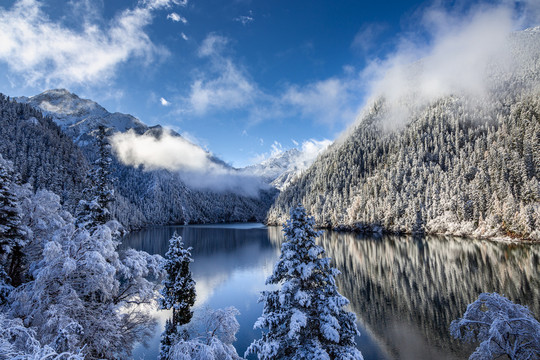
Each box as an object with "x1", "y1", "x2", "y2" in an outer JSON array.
[
  {"x1": 19, "y1": 89, "x2": 147, "y2": 142},
  {"x1": 27, "y1": 88, "x2": 108, "y2": 120},
  {"x1": 41, "y1": 88, "x2": 74, "y2": 96}
]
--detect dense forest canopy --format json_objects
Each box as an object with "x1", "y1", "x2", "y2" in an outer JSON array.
[{"x1": 268, "y1": 28, "x2": 540, "y2": 240}]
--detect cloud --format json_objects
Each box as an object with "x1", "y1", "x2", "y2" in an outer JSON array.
[
  {"x1": 234, "y1": 11, "x2": 254, "y2": 26},
  {"x1": 144, "y1": 0, "x2": 188, "y2": 9},
  {"x1": 110, "y1": 129, "x2": 266, "y2": 196},
  {"x1": 356, "y1": 1, "x2": 540, "y2": 128},
  {"x1": 178, "y1": 1, "x2": 540, "y2": 134},
  {"x1": 181, "y1": 32, "x2": 189, "y2": 41},
  {"x1": 188, "y1": 34, "x2": 258, "y2": 114},
  {"x1": 111, "y1": 129, "x2": 218, "y2": 172},
  {"x1": 167, "y1": 12, "x2": 187, "y2": 23},
  {"x1": 296, "y1": 139, "x2": 332, "y2": 167},
  {"x1": 281, "y1": 76, "x2": 365, "y2": 126},
  {"x1": 198, "y1": 33, "x2": 230, "y2": 57},
  {"x1": 0, "y1": 0, "x2": 178, "y2": 87},
  {"x1": 184, "y1": 33, "x2": 358, "y2": 126},
  {"x1": 351, "y1": 22, "x2": 388, "y2": 53},
  {"x1": 160, "y1": 97, "x2": 170, "y2": 106}
]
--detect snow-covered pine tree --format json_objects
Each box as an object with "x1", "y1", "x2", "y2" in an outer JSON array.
[
  {"x1": 159, "y1": 232, "x2": 197, "y2": 360},
  {"x1": 0, "y1": 155, "x2": 25, "y2": 290},
  {"x1": 76, "y1": 125, "x2": 114, "y2": 230},
  {"x1": 246, "y1": 205, "x2": 363, "y2": 360}
]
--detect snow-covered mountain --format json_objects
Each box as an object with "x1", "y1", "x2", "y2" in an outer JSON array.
[
  {"x1": 267, "y1": 27, "x2": 540, "y2": 240},
  {"x1": 242, "y1": 141, "x2": 332, "y2": 190},
  {"x1": 17, "y1": 89, "x2": 148, "y2": 145},
  {"x1": 17, "y1": 89, "x2": 230, "y2": 166},
  {"x1": 243, "y1": 149, "x2": 301, "y2": 181},
  {"x1": 18, "y1": 89, "x2": 330, "y2": 192},
  {"x1": 10, "y1": 89, "x2": 276, "y2": 229}
]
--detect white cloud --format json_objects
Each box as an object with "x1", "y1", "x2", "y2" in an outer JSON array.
[
  {"x1": 282, "y1": 77, "x2": 363, "y2": 125},
  {"x1": 295, "y1": 139, "x2": 332, "y2": 168},
  {"x1": 188, "y1": 34, "x2": 257, "y2": 114},
  {"x1": 110, "y1": 129, "x2": 266, "y2": 196},
  {"x1": 0, "y1": 0, "x2": 177, "y2": 87},
  {"x1": 270, "y1": 141, "x2": 284, "y2": 157},
  {"x1": 144, "y1": 0, "x2": 188, "y2": 10},
  {"x1": 186, "y1": 33, "x2": 356, "y2": 124},
  {"x1": 160, "y1": 97, "x2": 170, "y2": 106},
  {"x1": 167, "y1": 12, "x2": 187, "y2": 23},
  {"x1": 180, "y1": 131, "x2": 209, "y2": 150},
  {"x1": 351, "y1": 22, "x2": 388, "y2": 53},
  {"x1": 179, "y1": 1, "x2": 540, "y2": 134},
  {"x1": 356, "y1": 2, "x2": 540, "y2": 129},
  {"x1": 111, "y1": 129, "x2": 217, "y2": 172},
  {"x1": 181, "y1": 32, "x2": 189, "y2": 41},
  {"x1": 198, "y1": 34, "x2": 229, "y2": 57},
  {"x1": 234, "y1": 11, "x2": 254, "y2": 26}
]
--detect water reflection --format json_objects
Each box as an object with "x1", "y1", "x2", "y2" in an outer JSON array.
[
  {"x1": 271, "y1": 228, "x2": 540, "y2": 360},
  {"x1": 122, "y1": 225, "x2": 540, "y2": 360},
  {"x1": 121, "y1": 224, "x2": 279, "y2": 359}
]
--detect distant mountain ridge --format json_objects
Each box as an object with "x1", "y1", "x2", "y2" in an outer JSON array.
[{"x1": 242, "y1": 142, "x2": 332, "y2": 190}]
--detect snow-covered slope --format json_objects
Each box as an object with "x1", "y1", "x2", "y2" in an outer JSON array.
[
  {"x1": 17, "y1": 89, "x2": 148, "y2": 144},
  {"x1": 15, "y1": 89, "x2": 275, "y2": 229},
  {"x1": 267, "y1": 27, "x2": 540, "y2": 240},
  {"x1": 242, "y1": 149, "x2": 301, "y2": 184},
  {"x1": 243, "y1": 142, "x2": 332, "y2": 190}
]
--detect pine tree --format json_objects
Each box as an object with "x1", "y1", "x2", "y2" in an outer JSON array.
[
  {"x1": 76, "y1": 126, "x2": 115, "y2": 230},
  {"x1": 159, "y1": 232, "x2": 197, "y2": 360},
  {"x1": 247, "y1": 205, "x2": 363, "y2": 360},
  {"x1": 0, "y1": 155, "x2": 25, "y2": 289}
]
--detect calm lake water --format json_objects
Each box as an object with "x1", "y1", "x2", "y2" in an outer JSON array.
[{"x1": 121, "y1": 224, "x2": 540, "y2": 360}]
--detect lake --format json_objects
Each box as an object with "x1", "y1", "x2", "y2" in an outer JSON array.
[{"x1": 121, "y1": 224, "x2": 540, "y2": 360}]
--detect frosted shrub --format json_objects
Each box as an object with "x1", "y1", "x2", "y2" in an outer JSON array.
[{"x1": 451, "y1": 292, "x2": 540, "y2": 360}]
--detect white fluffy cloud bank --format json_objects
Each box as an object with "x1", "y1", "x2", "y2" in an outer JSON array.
[
  {"x1": 358, "y1": 1, "x2": 540, "y2": 128},
  {"x1": 111, "y1": 129, "x2": 220, "y2": 173},
  {"x1": 110, "y1": 129, "x2": 265, "y2": 196},
  {"x1": 0, "y1": 0, "x2": 176, "y2": 87}
]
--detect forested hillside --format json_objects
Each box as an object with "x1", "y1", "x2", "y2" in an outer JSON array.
[
  {"x1": 268, "y1": 29, "x2": 540, "y2": 240},
  {"x1": 0, "y1": 93, "x2": 275, "y2": 229},
  {"x1": 0, "y1": 94, "x2": 88, "y2": 211}
]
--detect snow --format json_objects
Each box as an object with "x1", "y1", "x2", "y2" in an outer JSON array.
[
  {"x1": 247, "y1": 205, "x2": 363, "y2": 360},
  {"x1": 17, "y1": 89, "x2": 148, "y2": 144},
  {"x1": 451, "y1": 292, "x2": 540, "y2": 359}
]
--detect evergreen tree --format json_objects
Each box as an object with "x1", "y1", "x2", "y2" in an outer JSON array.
[
  {"x1": 0, "y1": 155, "x2": 25, "y2": 289},
  {"x1": 412, "y1": 203, "x2": 425, "y2": 237},
  {"x1": 76, "y1": 126, "x2": 114, "y2": 230},
  {"x1": 247, "y1": 205, "x2": 362, "y2": 360},
  {"x1": 159, "y1": 232, "x2": 197, "y2": 360}
]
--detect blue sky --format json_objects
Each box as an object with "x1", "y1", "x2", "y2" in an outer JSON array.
[{"x1": 0, "y1": 0, "x2": 538, "y2": 167}]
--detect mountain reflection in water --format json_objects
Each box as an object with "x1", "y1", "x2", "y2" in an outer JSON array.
[{"x1": 122, "y1": 225, "x2": 540, "y2": 360}]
